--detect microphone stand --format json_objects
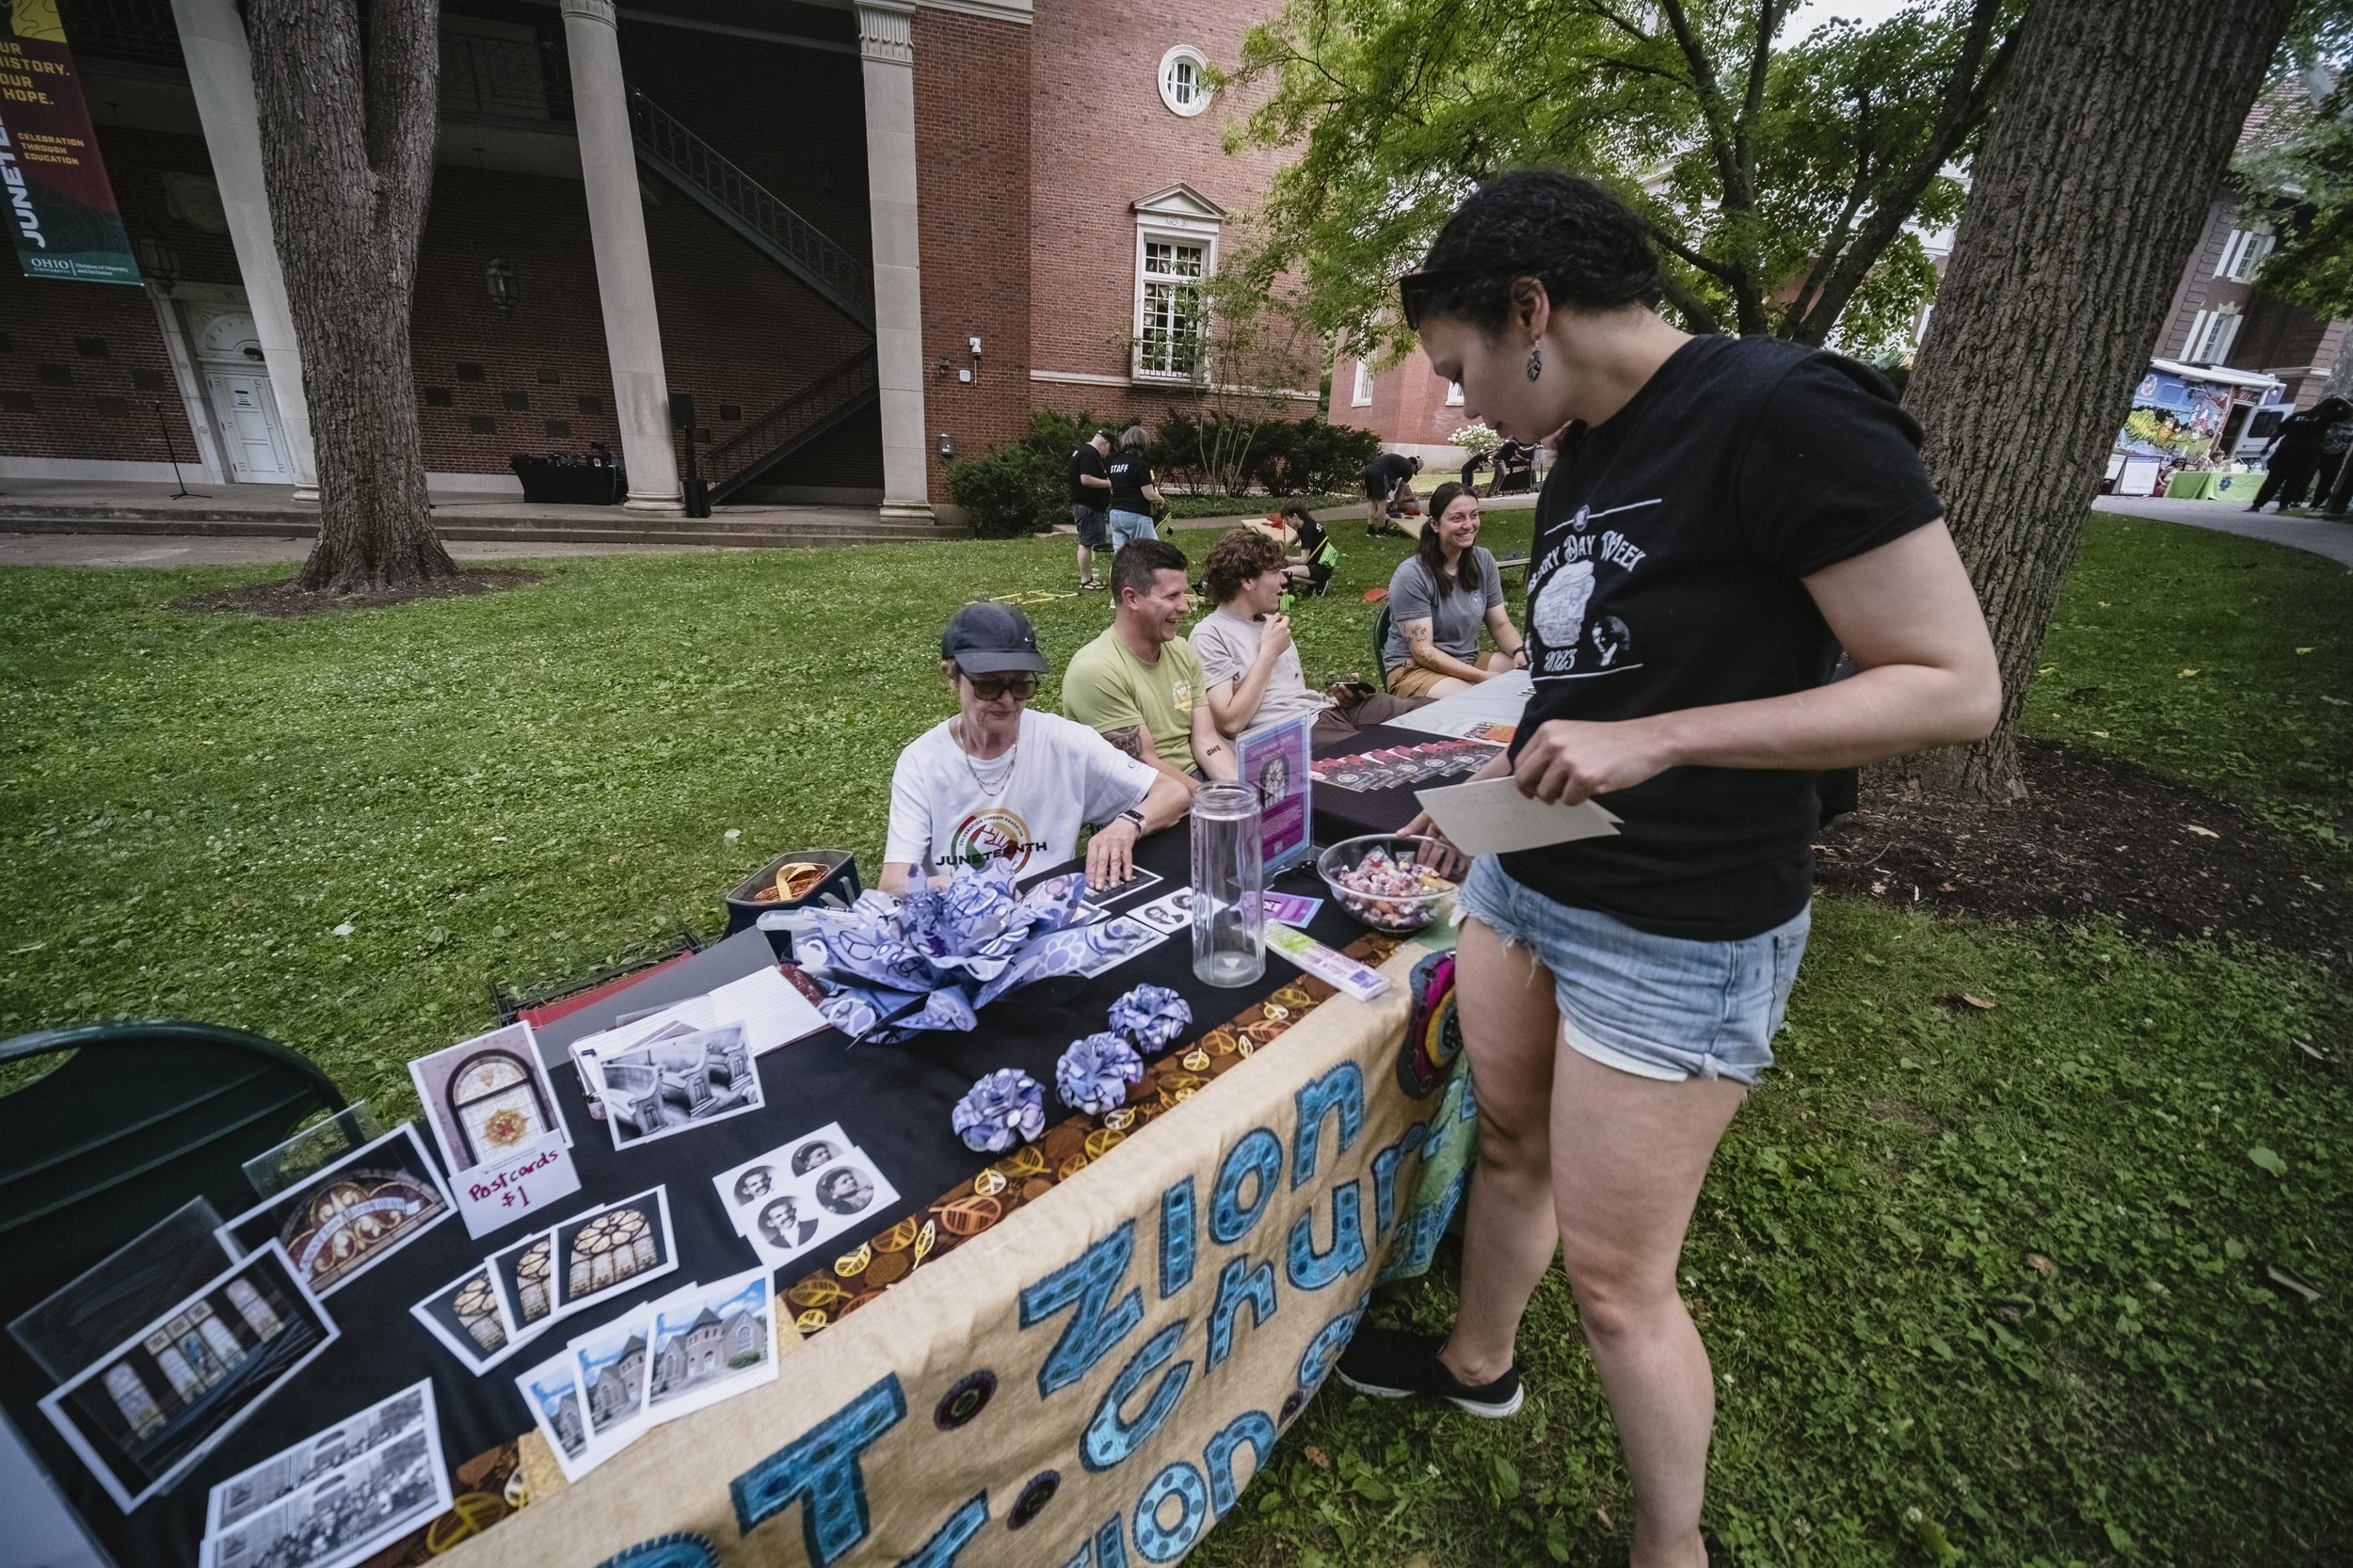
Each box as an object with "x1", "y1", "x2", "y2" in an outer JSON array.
[{"x1": 153, "y1": 399, "x2": 208, "y2": 499}]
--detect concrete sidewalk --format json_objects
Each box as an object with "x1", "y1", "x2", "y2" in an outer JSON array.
[
  {"x1": 0, "y1": 533, "x2": 735, "y2": 567},
  {"x1": 2092, "y1": 494, "x2": 2353, "y2": 568}
]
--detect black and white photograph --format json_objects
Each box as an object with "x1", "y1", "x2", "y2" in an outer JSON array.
[
  {"x1": 203, "y1": 1380, "x2": 435, "y2": 1533},
  {"x1": 589, "y1": 1021, "x2": 763, "y2": 1151},
  {"x1": 40, "y1": 1243, "x2": 338, "y2": 1513},
  {"x1": 750, "y1": 1193, "x2": 823, "y2": 1265},
  {"x1": 1075, "y1": 915, "x2": 1170, "y2": 979},
  {"x1": 1130, "y1": 888, "x2": 1195, "y2": 934},
  {"x1": 408, "y1": 1263, "x2": 528, "y2": 1375},
  {"x1": 488, "y1": 1226, "x2": 560, "y2": 1336},
  {"x1": 790, "y1": 1130, "x2": 843, "y2": 1176},
  {"x1": 407, "y1": 1021, "x2": 568, "y2": 1176},
  {"x1": 814, "y1": 1161, "x2": 882, "y2": 1218},
  {"x1": 646, "y1": 1270, "x2": 777, "y2": 1424},
  {"x1": 199, "y1": 1422, "x2": 450, "y2": 1568},
  {"x1": 569, "y1": 1308, "x2": 651, "y2": 1447},
  {"x1": 712, "y1": 1125, "x2": 852, "y2": 1238},
  {"x1": 550, "y1": 1187, "x2": 678, "y2": 1313},
  {"x1": 216, "y1": 1123, "x2": 456, "y2": 1299}
]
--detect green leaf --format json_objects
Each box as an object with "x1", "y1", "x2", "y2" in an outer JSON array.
[
  {"x1": 2105, "y1": 1519, "x2": 2137, "y2": 1553},
  {"x1": 2249, "y1": 1145, "x2": 2288, "y2": 1177},
  {"x1": 1546, "y1": 1517, "x2": 1572, "y2": 1562},
  {"x1": 1492, "y1": 1454, "x2": 1520, "y2": 1499}
]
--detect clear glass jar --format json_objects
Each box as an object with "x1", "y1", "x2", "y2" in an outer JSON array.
[{"x1": 1190, "y1": 781, "x2": 1265, "y2": 987}]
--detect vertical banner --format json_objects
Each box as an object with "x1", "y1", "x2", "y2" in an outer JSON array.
[
  {"x1": 1239, "y1": 714, "x2": 1313, "y2": 875},
  {"x1": 0, "y1": 0, "x2": 140, "y2": 284}
]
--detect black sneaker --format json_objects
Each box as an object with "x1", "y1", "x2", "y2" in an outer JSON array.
[{"x1": 1335, "y1": 1326, "x2": 1524, "y2": 1416}]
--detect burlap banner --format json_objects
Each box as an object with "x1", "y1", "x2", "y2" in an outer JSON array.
[{"x1": 443, "y1": 936, "x2": 1474, "y2": 1566}]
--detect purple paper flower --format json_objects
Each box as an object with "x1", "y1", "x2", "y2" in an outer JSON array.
[
  {"x1": 1109, "y1": 984, "x2": 1193, "y2": 1054},
  {"x1": 953, "y1": 1068, "x2": 1045, "y2": 1152},
  {"x1": 1056, "y1": 1032, "x2": 1144, "y2": 1115}
]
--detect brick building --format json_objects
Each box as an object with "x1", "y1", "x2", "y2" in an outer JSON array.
[{"x1": 5, "y1": 0, "x2": 1312, "y2": 517}]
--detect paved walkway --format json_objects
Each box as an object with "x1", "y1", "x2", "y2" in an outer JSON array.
[
  {"x1": 0, "y1": 534, "x2": 731, "y2": 567},
  {"x1": 2093, "y1": 494, "x2": 2353, "y2": 568}
]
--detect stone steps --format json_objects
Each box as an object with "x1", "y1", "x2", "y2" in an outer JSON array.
[{"x1": 0, "y1": 507, "x2": 969, "y2": 549}]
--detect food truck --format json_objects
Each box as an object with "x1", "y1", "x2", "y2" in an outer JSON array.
[{"x1": 2105, "y1": 358, "x2": 2284, "y2": 497}]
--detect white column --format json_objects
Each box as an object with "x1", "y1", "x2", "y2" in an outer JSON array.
[
  {"x1": 857, "y1": 1, "x2": 933, "y2": 519},
  {"x1": 560, "y1": 0, "x2": 683, "y2": 512},
  {"x1": 168, "y1": 0, "x2": 317, "y2": 497}
]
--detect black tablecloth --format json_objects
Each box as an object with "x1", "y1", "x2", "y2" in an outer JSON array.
[
  {"x1": 1311, "y1": 723, "x2": 1455, "y2": 843},
  {"x1": 34, "y1": 826, "x2": 1358, "y2": 1568},
  {"x1": 509, "y1": 458, "x2": 623, "y2": 505}
]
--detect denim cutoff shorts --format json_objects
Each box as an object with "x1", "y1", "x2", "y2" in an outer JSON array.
[
  {"x1": 1456, "y1": 854, "x2": 1809, "y2": 1087},
  {"x1": 1109, "y1": 509, "x2": 1159, "y2": 551}
]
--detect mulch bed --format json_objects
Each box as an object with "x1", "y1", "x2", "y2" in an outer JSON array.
[
  {"x1": 1816, "y1": 740, "x2": 2353, "y2": 970},
  {"x1": 174, "y1": 568, "x2": 545, "y2": 616}
]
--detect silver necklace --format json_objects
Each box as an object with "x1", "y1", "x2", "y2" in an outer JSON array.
[{"x1": 953, "y1": 717, "x2": 1019, "y2": 796}]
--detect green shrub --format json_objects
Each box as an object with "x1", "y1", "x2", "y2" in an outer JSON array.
[{"x1": 946, "y1": 409, "x2": 1106, "y2": 537}]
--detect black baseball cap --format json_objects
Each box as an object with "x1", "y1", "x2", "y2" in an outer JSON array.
[{"x1": 940, "y1": 600, "x2": 1048, "y2": 675}]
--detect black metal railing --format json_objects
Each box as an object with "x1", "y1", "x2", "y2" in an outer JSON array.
[
  {"x1": 704, "y1": 349, "x2": 879, "y2": 502},
  {"x1": 55, "y1": 0, "x2": 182, "y2": 69},
  {"x1": 628, "y1": 88, "x2": 873, "y2": 328},
  {"x1": 440, "y1": 29, "x2": 573, "y2": 122}
]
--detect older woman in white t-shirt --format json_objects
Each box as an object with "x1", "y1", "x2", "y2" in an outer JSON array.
[{"x1": 880, "y1": 601, "x2": 1191, "y2": 896}]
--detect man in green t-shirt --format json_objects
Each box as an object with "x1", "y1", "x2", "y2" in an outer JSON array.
[{"x1": 1063, "y1": 538, "x2": 1239, "y2": 791}]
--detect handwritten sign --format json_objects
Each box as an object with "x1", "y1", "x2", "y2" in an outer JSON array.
[{"x1": 455, "y1": 1135, "x2": 581, "y2": 1240}]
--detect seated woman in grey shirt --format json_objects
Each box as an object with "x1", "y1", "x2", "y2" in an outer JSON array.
[{"x1": 1383, "y1": 482, "x2": 1528, "y2": 697}]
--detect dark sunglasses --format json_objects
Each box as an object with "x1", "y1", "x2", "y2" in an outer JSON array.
[
  {"x1": 1398, "y1": 263, "x2": 1550, "y2": 330},
  {"x1": 962, "y1": 671, "x2": 1038, "y2": 701}
]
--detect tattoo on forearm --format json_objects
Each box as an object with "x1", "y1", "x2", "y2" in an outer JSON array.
[{"x1": 1102, "y1": 725, "x2": 1150, "y2": 762}]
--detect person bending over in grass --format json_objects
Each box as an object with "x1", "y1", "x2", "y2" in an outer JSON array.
[
  {"x1": 881, "y1": 601, "x2": 1187, "y2": 895},
  {"x1": 1337, "y1": 169, "x2": 1999, "y2": 1568}
]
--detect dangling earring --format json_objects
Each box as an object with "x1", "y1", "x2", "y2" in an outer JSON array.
[{"x1": 1526, "y1": 345, "x2": 1543, "y2": 382}]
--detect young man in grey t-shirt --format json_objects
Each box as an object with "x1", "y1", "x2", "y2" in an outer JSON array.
[{"x1": 1191, "y1": 528, "x2": 1428, "y2": 746}]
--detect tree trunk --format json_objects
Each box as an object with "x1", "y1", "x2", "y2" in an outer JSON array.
[
  {"x1": 248, "y1": 0, "x2": 455, "y2": 594},
  {"x1": 1891, "y1": 0, "x2": 2296, "y2": 801}
]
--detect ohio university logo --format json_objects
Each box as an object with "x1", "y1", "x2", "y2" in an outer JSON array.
[{"x1": 949, "y1": 808, "x2": 1049, "y2": 872}]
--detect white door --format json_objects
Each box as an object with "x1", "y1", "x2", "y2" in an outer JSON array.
[{"x1": 202, "y1": 369, "x2": 295, "y2": 483}]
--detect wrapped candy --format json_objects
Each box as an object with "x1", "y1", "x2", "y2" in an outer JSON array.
[
  {"x1": 953, "y1": 1068, "x2": 1046, "y2": 1152},
  {"x1": 1331, "y1": 846, "x2": 1455, "y2": 933},
  {"x1": 1108, "y1": 984, "x2": 1192, "y2": 1054},
  {"x1": 1055, "y1": 1032, "x2": 1144, "y2": 1115}
]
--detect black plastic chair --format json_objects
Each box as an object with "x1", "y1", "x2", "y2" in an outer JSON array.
[
  {"x1": 1370, "y1": 602, "x2": 1393, "y2": 677},
  {"x1": 0, "y1": 1020, "x2": 347, "y2": 1314}
]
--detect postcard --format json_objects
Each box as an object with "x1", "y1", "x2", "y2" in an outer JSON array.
[
  {"x1": 514, "y1": 1350, "x2": 604, "y2": 1484},
  {"x1": 408, "y1": 1021, "x2": 569, "y2": 1176},
  {"x1": 1128, "y1": 888, "x2": 1194, "y2": 935},
  {"x1": 569, "y1": 1308, "x2": 653, "y2": 1448},
  {"x1": 40, "y1": 1243, "x2": 337, "y2": 1513},
  {"x1": 408, "y1": 1263, "x2": 530, "y2": 1376},
  {"x1": 1261, "y1": 890, "x2": 1324, "y2": 925},
  {"x1": 704, "y1": 964, "x2": 829, "y2": 1057},
  {"x1": 646, "y1": 1271, "x2": 778, "y2": 1424},
  {"x1": 568, "y1": 999, "x2": 715, "y2": 1084},
  {"x1": 1414, "y1": 776, "x2": 1622, "y2": 857},
  {"x1": 487, "y1": 1226, "x2": 561, "y2": 1337},
  {"x1": 1081, "y1": 864, "x2": 1163, "y2": 908},
  {"x1": 204, "y1": 1380, "x2": 433, "y2": 1532},
  {"x1": 551, "y1": 1187, "x2": 679, "y2": 1314},
  {"x1": 590, "y1": 1021, "x2": 765, "y2": 1151},
  {"x1": 712, "y1": 1123, "x2": 851, "y2": 1239},
  {"x1": 216, "y1": 1123, "x2": 455, "y2": 1299},
  {"x1": 744, "y1": 1148, "x2": 900, "y2": 1270},
  {"x1": 1074, "y1": 914, "x2": 1170, "y2": 979},
  {"x1": 200, "y1": 1419, "x2": 449, "y2": 1568}
]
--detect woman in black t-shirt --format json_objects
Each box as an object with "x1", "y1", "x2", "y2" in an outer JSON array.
[{"x1": 1334, "y1": 171, "x2": 1999, "y2": 1567}]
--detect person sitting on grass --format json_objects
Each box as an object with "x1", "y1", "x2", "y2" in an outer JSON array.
[
  {"x1": 1192, "y1": 526, "x2": 1429, "y2": 746},
  {"x1": 1063, "y1": 539, "x2": 1239, "y2": 792},
  {"x1": 1271, "y1": 504, "x2": 1340, "y2": 597},
  {"x1": 1382, "y1": 480, "x2": 1528, "y2": 698},
  {"x1": 881, "y1": 601, "x2": 1187, "y2": 896}
]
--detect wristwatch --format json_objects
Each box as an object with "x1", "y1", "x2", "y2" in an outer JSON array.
[{"x1": 1116, "y1": 808, "x2": 1148, "y2": 832}]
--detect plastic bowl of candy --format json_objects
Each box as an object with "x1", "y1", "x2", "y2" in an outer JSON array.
[{"x1": 1315, "y1": 835, "x2": 1460, "y2": 934}]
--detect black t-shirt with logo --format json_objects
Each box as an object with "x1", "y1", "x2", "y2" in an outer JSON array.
[
  {"x1": 1107, "y1": 453, "x2": 1155, "y2": 511},
  {"x1": 1069, "y1": 444, "x2": 1108, "y2": 506},
  {"x1": 1500, "y1": 334, "x2": 1945, "y2": 940}
]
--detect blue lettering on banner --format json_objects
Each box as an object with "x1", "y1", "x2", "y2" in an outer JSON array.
[
  {"x1": 1130, "y1": 1461, "x2": 1211, "y2": 1562},
  {"x1": 1093, "y1": 1516, "x2": 1131, "y2": 1568},
  {"x1": 1205, "y1": 1256, "x2": 1277, "y2": 1370},
  {"x1": 1158, "y1": 1176, "x2": 1196, "y2": 1297},
  {"x1": 1297, "y1": 1304, "x2": 1365, "y2": 1391},
  {"x1": 1208, "y1": 1127, "x2": 1283, "y2": 1245},
  {"x1": 1203, "y1": 1411, "x2": 1278, "y2": 1513},
  {"x1": 1286, "y1": 1178, "x2": 1367, "y2": 1290},
  {"x1": 896, "y1": 1494, "x2": 988, "y2": 1567},
  {"x1": 1369, "y1": 1119, "x2": 1429, "y2": 1241},
  {"x1": 1020, "y1": 1220, "x2": 1144, "y2": 1399},
  {"x1": 729, "y1": 1374, "x2": 906, "y2": 1564},
  {"x1": 1291, "y1": 1064, "x2": 1365, "y2": 1188},
  {"x1": 1082, "y1": 1319, "x2": 1193, "y2": 1471}
]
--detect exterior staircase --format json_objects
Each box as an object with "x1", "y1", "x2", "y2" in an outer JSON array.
[{"x1": 700, "y1": 348, "x2": 881, "y2": 504}]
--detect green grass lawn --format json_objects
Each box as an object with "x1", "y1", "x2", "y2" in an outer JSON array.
[{"x1": 1, "y1": 512, "x2": 2346, "y2": 1565}]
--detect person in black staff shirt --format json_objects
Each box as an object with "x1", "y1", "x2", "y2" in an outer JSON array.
[
  {"x1": 1335, "y1": 170, "x2": 1998, "y2": 1568},
  {"x1": 1068, "y1": 428, "x2": 1113, "y2": 588},
  {"x1": 1106, "y1": 424, "x2": 1164, "y2": 552},
  {"x1": 1362, "y1": 450, "x2": 1422, "y2": 536},
  {"x1": 2248, "y1": 395, "x2": 2351, "y2": 513}
]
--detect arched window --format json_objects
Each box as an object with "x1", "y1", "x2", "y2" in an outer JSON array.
[{"x1": 445, "y1": 1048, "x2": 552, "y2": 1166}]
